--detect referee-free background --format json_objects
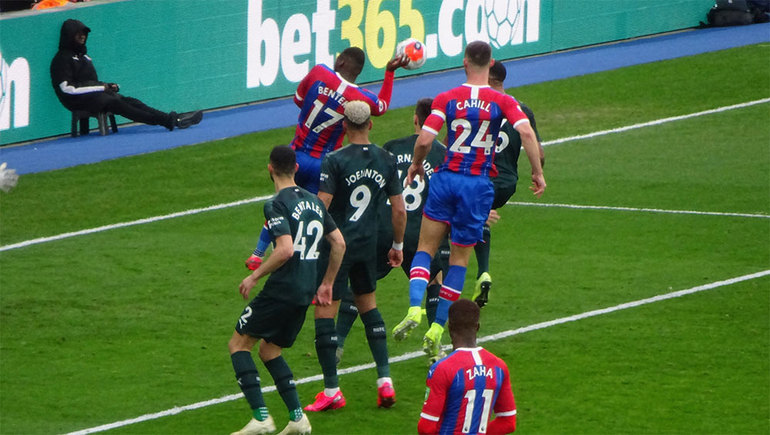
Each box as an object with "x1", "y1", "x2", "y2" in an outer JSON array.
[{"x1": 0, "y1": 44, "x2": 768, "y2": 434}]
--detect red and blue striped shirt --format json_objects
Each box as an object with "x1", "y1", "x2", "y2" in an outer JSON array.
[
  {"x1": 422, "y1": 84, "x2": 530, "y2": 178},
  {"x1": 419, "y1": 347, "x2": 517, "y2": 435},
  {"x1": 291, "y1": 64, "x2": 394, "y2": 159}
]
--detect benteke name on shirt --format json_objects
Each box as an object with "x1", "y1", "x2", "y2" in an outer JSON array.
[{"x1": 316, "y1": 85, "x2": 347, "y2": 105}]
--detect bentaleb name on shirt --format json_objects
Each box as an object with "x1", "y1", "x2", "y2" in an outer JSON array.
[{"x1": 291, "y1": 200, "x2": 325, "y2": 221}]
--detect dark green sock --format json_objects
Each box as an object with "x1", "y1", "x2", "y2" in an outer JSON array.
[
  {"x1": 474, "y1": 224, "x2": 492, "y2": 278},
  {"x1": 336, "y1": 297, "x2": 358, "y2": 348},
  {"x1": 426, "y1": 283, "x2": 440, "y2": 324},
  {"x1": 230, "y1": 351, "x2": 267, "y2": 419},
  {"x1": 360, "y1": 308, "x2": 389, "y2": 378},
  {"x1": 314, "y1": 318, "x2": 339, "y2": 388},
  {"x1": 264, "y1": 356, "x2": 302, "y2": 420}
]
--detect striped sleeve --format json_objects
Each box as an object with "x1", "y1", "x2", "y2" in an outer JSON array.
[{"x1": 58, "y1": 81, "x2": 105, "y2": 96}]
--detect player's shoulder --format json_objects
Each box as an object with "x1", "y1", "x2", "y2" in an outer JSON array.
[
  {"x1": 430, "y1": 139, "x2": 447, "y2": 153},
  {"x1": 311, "y1": 63, "x2": 334, "y2": 76},
  {"x1": 478, "y1": 347, "x2": 509, "y2": 369},
  {"x1": 383, "y1": 134, "x2": 418, "y2": 152},
  {"x1": 273, "y1": 186, "x2": 303, "y2": 203},
  {"x1": 369, "y1": 143, "x2": 397, "y2": 163}
]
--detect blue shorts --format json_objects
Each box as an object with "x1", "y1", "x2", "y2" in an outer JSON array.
[
  {"x1": 294, "y1": 151, "x2": 322, "y2": 194},
  {"x1": 423, "y1": 171, "x2": 494, "y2": 246}
]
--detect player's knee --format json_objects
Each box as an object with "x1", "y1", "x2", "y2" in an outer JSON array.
[
  {"x1": 314, "y1": 318, "x2": 338, "y2": 350},
  {"x1": 338, "y1": 300, "x2": 358, "y2": 315}
]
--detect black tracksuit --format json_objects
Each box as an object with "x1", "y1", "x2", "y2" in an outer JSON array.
[{"x1": 50, "y1": 19, "x2": 175, "y2": 130}]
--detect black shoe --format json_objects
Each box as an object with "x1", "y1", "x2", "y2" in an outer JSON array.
[
  {"x1": 166, "y1": 111, "x2": 177, "y2": 131},
  {"x1": 175, "y1": 110, "x2": 203, "y2": 129}
]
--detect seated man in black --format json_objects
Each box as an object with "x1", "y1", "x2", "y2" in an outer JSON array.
[{"x1": 50, "y1": 19, "x2": 202, "y2": 132}]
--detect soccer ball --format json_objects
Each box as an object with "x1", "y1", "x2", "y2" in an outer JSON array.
[
  {"x1": 484, "y1": 0, "x2": 524, "y2": 49},
  {"x1": 396, "y1": 38, "x2": 426, "y2": 70}
]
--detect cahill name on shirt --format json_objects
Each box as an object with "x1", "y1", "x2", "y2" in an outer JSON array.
[{"x1": 456, "y1": 99, "x2": 491, "y2": 112}]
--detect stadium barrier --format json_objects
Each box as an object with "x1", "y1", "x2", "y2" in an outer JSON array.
[{"x1": 0, "y1": 0, "x2": 712, "y2": 145}]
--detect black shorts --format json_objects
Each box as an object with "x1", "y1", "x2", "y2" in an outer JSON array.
[
  {"x1": 235, "y1": 294, "x2": 309, "y2": 348},
  {"x1": 332, "y1": 255, "x2": 378, "y2": 300},
  {"x1": 377, "y1": 239, "x2": 450, "y2": 282},
  {"x1": 492, "y1": 182, "x2": 517, "y2": 210}
]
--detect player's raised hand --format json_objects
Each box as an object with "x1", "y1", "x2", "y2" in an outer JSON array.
[
  {"x1": 239, "y1": 275, "x2": 259, "y2": 300},
  {"x1": 386, "y1": 54, "x2": 409, "y2": 72},
  {"x1": 406, "y1": 162, "x2": 424, "y2": 186},
  {"x1": 530, "y1": 173, "x2": 546, "y2": 198}
]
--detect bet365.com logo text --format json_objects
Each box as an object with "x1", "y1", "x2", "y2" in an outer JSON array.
[{"x1": 247, "y1": 0, "x2": 540, "y2": 88}]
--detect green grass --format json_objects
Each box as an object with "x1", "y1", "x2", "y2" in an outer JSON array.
[{"x1": 1, "y1": 44, "x2": 769, "y2": 434}]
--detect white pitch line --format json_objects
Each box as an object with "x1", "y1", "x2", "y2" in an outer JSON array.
[
  {"x1": 540, "y1": 97, "x2": 770, "y2": 147},
  {"x1": 2, "y1": 99, "x2": 768, "y2": 254},
  {"x1": 65, "y1": 269, "x2": 770, "y2": 435},
  {"x1": 508, "y1": 201, "x2": 770, "y2": 219},
  {"x1": 0, "y1": 195, "x2": 272, "y2": 253}
]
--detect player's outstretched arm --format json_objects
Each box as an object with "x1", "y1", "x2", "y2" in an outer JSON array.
[
  {"x1": 239, "y1": 234, "x2": 293, "y2": 299},
  {"x1": 318, "y1": 228, "x2": 345, "y2": 306},
  {"x1": 371, "y1": 55, "x2": 409, "y2": 116}
]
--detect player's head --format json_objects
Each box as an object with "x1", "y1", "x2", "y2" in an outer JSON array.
[
  {"x1": 268, "y1": 145, "x2": 297, "y2": 178},
  {"x1": 335, "y1": 47, "x2": 366, "y2": 81},
  {"x1": 464, "y1": 41, "x2": 493, "y2": 70},
  {"x1": 414, "y1": 98, "x2": 433, "y2": 127},
  {"x1": 343, "y1": 100, "x2": 372, "y2": 131},
  {"x1": 489, "y1": 61, "x2": 507, "y2": 92},
  {"x1": 447, "y1": 299, "x2": 480, "y2": 348}
]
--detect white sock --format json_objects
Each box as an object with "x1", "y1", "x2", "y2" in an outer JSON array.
[
  {"x1": 377, "y1": 377, "x2": 393, "y2": 388},
  {"x1": 324, "y1": 387, "x2": 340, "y2": 397}
]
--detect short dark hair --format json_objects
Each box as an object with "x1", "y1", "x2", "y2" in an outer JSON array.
[
  {"x1": 489, "y1": 61, "x2": 507, "y2": 83},
  {"x1": 269, "y1": 145, "x2": 296, "y2": 176},
  {"x1": 415, "y1": 98, "x2": 433, "y2": 126},
  {"x1": 465, "y1": 41, "x2": 492, "y2": 67},
  {"x1": 339, "y1": 47, "x2": 365, "y2": 76},
  {"x1": 448, "y1": 299, "x2": 480, "y2": 334}
]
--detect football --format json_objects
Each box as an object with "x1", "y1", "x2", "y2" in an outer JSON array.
[{"x1": 396, "y1": 38, "x2": 426, "y2": 70}]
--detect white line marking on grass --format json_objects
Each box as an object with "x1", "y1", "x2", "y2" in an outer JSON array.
[
  {"x1": 3, "y1": 98, "x2": 768, "y2": 254},
  {"x1": 508, "y1": 201, "x2": 770, "y2": 219},
  {"x1": 540, "y1": 98, "x2": 770, "y2": 147},
  {"x1": 65, "y1": 269, "x2": 770, "y2": 435},
  {"x1": 4, "y1": 99, "x2": 768, "y2": 254},
  {"x1": 0, "y1": 196, "x2": 272, "y2": 253}
]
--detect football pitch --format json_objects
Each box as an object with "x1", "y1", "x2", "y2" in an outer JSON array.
[{"x1": 1, "y1": 44, "x2": 768, "y2": 434}]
